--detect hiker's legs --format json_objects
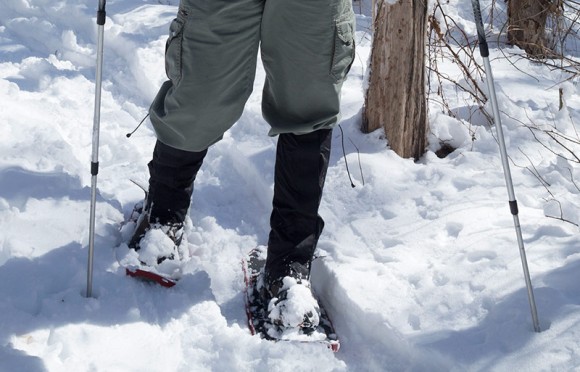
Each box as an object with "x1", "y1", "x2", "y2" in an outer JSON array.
[{"x1": 260, "y1": 0, "x2": 355, "y2": 279}]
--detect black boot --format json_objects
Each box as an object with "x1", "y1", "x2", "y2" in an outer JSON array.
[{"x1": 129, "y1": 140, "x2": 207, "y2": 253}]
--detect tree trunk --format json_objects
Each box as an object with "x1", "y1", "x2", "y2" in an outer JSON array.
[
  {"x1": 362, "y1": 0, "x2": 428, "y2": 160},
  {"x1": 508, "y1": 0, "x2": 553, "y2": 57}
]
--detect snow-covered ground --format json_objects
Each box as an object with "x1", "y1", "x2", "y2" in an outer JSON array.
[{"x1": 0, "y1": 0, "x2": 579, "y2": 370}]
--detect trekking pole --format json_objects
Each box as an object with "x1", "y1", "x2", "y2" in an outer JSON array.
[
  {"x1": 471, "y1": 0, "x2": 540, "y2": 333},
  {"x1": 87, "y1": 0, "x2": 107, "y2": 298}
]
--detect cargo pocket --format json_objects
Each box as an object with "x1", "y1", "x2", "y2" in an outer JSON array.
[
  {"x1": 330, "y1": 18, "x2": 355, "y2": 82},
  {"x1": 165, "y1": 13, "x2": 186, "y2": 84}
]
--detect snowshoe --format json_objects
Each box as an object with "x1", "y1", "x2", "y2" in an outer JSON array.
[{"x1": 242, "y1": 246, "x2": 339, "y2": 351}]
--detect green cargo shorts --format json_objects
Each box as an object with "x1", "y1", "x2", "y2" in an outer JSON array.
[{"x1": 149, "y1": 0, "x2": 355, "y2": 152}]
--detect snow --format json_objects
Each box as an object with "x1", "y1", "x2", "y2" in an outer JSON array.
[
  {"x1": 0, "y1": 0, "x2": 579, "y2": 371},
  {"x1": 267, "y1": 276, "x2": 321, "y2": 331}
]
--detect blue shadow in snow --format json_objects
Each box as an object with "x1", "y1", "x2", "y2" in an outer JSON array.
[
  {"x1": 417, "y1": 256, "x2": 580, "y2": 370},
  {"x1": 0, "y1": 166, "x2": 119, "y2": 211},
  {"x1": 0, "y1": 240, "x2": 215, "y2": 371}
]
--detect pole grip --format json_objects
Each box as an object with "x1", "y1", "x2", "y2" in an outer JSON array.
[
  {"x1": 471, "y1": 0, "x2": 489, "y2": 57},
  {"x1": 97, "y1": 0, "x2": 106, "y2": 25}
]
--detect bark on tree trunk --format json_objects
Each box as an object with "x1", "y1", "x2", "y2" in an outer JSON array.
[
  {"x1": 362, "y1": 0, "x2": 428, "y2": 160},
  {"x1": 508, "y1": 0, "x2": 553, "y2": 57}
]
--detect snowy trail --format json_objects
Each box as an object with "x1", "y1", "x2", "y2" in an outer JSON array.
[{"x1": 1, "y1": 0, "x2": 579, "y2": 371}]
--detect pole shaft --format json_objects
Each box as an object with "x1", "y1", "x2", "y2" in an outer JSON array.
[
  {"x1": 87, "y1": 0, "x2": 106, "y2": 298},
  {"x1": 471, "y1": 0, "x2": 540, "y2": 332}
]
